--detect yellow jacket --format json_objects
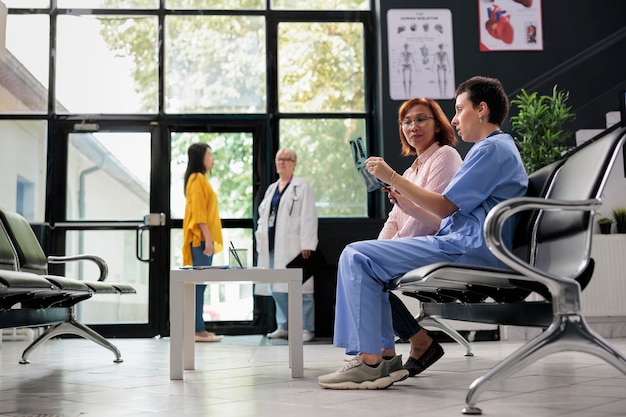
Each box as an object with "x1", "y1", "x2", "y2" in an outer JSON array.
[{"x1": 182, "y1": 172, "x2": 223, "y2": 266}]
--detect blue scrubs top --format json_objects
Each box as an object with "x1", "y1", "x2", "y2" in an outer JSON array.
[{"x1": 437, "y1": 132, "x2": 528, "y2": 266}]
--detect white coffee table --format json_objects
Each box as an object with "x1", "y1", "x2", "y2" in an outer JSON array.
[{"x1": 169, "y1": 267, "x2": 303, "y2": 379}]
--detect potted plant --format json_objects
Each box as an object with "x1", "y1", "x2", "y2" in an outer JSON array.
[
  {"x1": 597, "y1": 217, "x2": 614, "y2": 234},
  {"x1": 510, "y1": 85, "x2": 576, "y2": 174},
  {"x1": 612, "y1": 207, "x2": 626, "y2": 233}
]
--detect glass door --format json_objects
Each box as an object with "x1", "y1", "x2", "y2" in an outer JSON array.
[
  {"x1": 50, "y1": 121, "x2": 160, "y2": 337},
  {"x1": 168, "y1": 125, "x2": 267, "y2": 333},
  {"x1": 50, "y1": 119, "x2": 269, "y2": 338}
]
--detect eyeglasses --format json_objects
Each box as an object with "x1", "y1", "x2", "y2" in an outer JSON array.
[
  {"x1": 276, "y1": 158, "x2": 295, "y2": 163},
  {"x1": 400, "y1": 116, "x2": 435, "y2": 128}
]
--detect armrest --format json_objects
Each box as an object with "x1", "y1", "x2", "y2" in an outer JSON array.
[
  {"x1": 484, "y1": 196, "x2": 600, "y2": 314},
  {"x1": 47, "y1": 254, "x2": 109, "y2": 282}
]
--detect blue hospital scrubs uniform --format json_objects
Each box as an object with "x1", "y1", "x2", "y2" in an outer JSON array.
[{"x1": 333, "y1": 133, "x2": 528, "y2": 355}]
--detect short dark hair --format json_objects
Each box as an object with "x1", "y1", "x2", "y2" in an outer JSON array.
[
  {"x1": 397, "y1": 97, "x2": 457, "y2": 156},
  {"x1": 455, "y1": 76, "x2": 509, "y2": 126}
]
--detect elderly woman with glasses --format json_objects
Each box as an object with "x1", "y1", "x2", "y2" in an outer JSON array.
[{"x1": 255, "y1": 148, "x2": 319, "y2": 343}]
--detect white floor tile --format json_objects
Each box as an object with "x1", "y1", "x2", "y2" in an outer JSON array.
[{"x1": 0, "y1": 336, "x2": 624, "y2": 416}]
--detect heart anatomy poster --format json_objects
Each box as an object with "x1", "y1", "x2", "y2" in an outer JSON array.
[
  {"x1": 387, "y1": 9, "x2": 455, "y2": 100},
  {"x1": 479, "y1": 0, "x2": 543, "y2": 51}
]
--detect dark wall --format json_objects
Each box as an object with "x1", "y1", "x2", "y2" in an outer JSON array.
[
  {"x1": 315, "y1": 1, "x2": 626, "y2": 337},
  {"x1": 375, "y1": 0, "x2": 626, "y2": 173},
  {"x1": 315, "y1": 218, "x2": 384, "y2": 337}
]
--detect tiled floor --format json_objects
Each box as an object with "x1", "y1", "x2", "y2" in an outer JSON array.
[{"x1": 0, "y1": 334, "x2": 625, "y2": 417}]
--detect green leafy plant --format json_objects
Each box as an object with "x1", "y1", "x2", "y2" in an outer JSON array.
[
  {"x1": 613, "y1": 207, "x2": 626, "y2": 225},
  {"x1": 597, "y1": 217, "x2": 613, "y2": 234},
  {"x1": 510, "y1": 85, "x2": 576, "y2": 173}
]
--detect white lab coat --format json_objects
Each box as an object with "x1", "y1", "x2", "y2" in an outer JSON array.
[{"x1": 255, "y1": 176, "x2": 318, "y2": 294}]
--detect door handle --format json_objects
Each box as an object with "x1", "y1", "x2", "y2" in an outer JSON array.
[
  {"x1": 136, "y1": 225, "x2": 152, "y2": 262},
  {"x1": 136, "y1": 213, "x2": 166, "y2": 262}
]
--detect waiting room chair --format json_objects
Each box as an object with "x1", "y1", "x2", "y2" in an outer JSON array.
[
  {"x1": 394, "y1": 125, "x2": 626, "y2": 414},
  {"x1": 0, "y1": 208, "x2": 136, "y2": 364}
]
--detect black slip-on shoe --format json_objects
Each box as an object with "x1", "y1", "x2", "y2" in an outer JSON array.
[{"x1": 404, "y1": 340, "x2": 444, "y2": 376}]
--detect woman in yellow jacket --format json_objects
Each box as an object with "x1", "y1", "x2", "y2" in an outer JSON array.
[{"x1": 182, "y1": 143, "x2": 224, "y2": 342}]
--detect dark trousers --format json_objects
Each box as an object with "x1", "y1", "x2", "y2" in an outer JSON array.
[{"x1": 390, "y1": 291, "x2": 422, "y2": 342}]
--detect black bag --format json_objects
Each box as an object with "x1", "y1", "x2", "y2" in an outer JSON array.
[{"x1": 286, "y1": 250, "x2": 327, "y2": 283}]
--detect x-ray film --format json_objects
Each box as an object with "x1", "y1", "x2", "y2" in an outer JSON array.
[{"x1": 349, "y1": 137, "x2": 388, "y2": 192}]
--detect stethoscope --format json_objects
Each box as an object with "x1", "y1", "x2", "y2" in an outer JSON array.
[
  {"x1": 289, "y1": 185, "x2": 298, "y2": 215},
  {"x1": 269, "y1": 183, "x2": 298, "y2": 221}
]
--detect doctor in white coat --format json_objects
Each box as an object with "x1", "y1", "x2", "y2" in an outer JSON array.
[{"x1": 255, "y1": 148, "x2": 319, "y2": 342}]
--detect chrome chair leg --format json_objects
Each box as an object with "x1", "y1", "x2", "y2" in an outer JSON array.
[
  {"x1": 20, "y1": 309, "x2": 123, "y2": 364},
  {"x1": 418, "y1": 314, "x2": 473, "y2": 356},
  {"x1": 461, "y1": 314, "x2": 626, "y2": 415}
]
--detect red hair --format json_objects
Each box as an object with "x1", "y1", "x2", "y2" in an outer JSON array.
[{"x1": 397, "y1": 98, "x2": 457, "y2": 156}]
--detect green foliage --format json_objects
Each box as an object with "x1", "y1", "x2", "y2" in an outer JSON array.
[
  {"x1": 278, "y1": 22, "x2": 365, "y2": 113},
  {"x1": 612, "y1": 207, "x2": 626, "y2": 225},
  {"x1": 272, "y1": 0, "x2": 369, "y2": 9},
  {"x1": 280, "y1": 118, "x2": 367, "y2": 217},
  {"x1": 171, "y1": 132, "x2": 253, "y2": 219},
  {"x1": 597, "y1": 217, "x2": 614, "y2": 225},
  {"x1": 510, "y1": 85, "x2": 575, "y2": 174},
  {"x1": 98, "y1": 3, "x2": 369, "y2": 218}
]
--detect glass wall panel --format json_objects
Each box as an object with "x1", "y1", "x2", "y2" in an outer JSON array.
[
  {"x1": 170, "y1": 129, "x2": 254, "y2": 322},
  {"x1": 1, "y1": 15, "x2": 49, "y2": 114},
  {"x1": 164, "y1": 15, "x2": 266, "y2": 114},
  {"x1": 279, "y1": 118, "x2": 367, "y2": 217},
  {"x1": 0, "y1": 120, "x2": 48, "y2": 222},
  {"x1": 59, "y1": 0, "x2": 158, "y2": 8},
  {"x1": 56, "y1": 15, "x2": 158, "y2": 114},
  {"x1": 66, "y1": 230, "x2": 147, "y2": 324},
  {"x1": 170, "y1": 228, "x2": 254, "y2": 321},
  {"x1": 170, "y1": 131, "x2": 254, "y2": 220},
  {"x1": 66, "y1": 132, "x2": 150, "y2": 221},
  {"x1": 2, "y1": 1, "x2": 49, "y2": 7},
  {"x1": 278, "y1": 22, "x2": 365, "y2": 113},
  {"x1": 271, "y1": 0, "x2": 369, "y2": 10},
  {"x1": 166, "y1": 0, "x2": 263, "y2": 9}
]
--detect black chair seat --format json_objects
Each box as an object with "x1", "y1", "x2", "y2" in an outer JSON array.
[
  {"x1": 422, "y1": 300, "x2": 553, "y2": 328},
  {"x1": 0, "y1": 270, "x2": 61, "y2": 309},
  {"x1": 111, "y1": 283, "x2": 137, "y2": 294},
  {"x1": 1, "y1": 269, "x2": 56, "y2": 289}
]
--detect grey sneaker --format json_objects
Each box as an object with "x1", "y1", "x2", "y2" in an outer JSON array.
[
  {"x1": 317, "y1": 355, "x2": 395, "y2": 390},
  {"x1": 385, "y1": 355, "x2": 409, "y2": 383}
]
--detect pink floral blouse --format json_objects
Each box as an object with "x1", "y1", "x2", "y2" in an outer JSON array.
[{"x1": 378, "y1": 143, "x2": 463, "y2": 239}]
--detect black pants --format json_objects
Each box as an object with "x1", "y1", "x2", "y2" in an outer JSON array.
[{"x1": 389, "y1": 291, "x2": 422, "y2": 342}]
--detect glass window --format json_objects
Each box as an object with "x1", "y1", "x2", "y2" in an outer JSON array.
[
  {"x1": 164, "y1": 15, "x2": 266, "y2": 114},
  {"x1": 170, "y1": 131, "x2": 254, "y2": 220},
  {"x1": 166, "y1": 0, "x2": 264, "y2": 9},
  {"x1": 170, "y1": 130, "x2": 254, "y2": 322},
  {"x1": 170, "y1": 228, "x2": 254, "y2": 322},
  {"x1": 16, "y1": 176, "x2": 36, "y2": 221},
  {"x1": 56, "y1": 15, "x2": 158, "y2": 114},
  {"x1": 271, "y1": 0, "x2": 369, "y2": 10},
  {"x1": 0, "y1": 120, "x2": 48, "y2": 222},
  {"x1": 278, "y1": 22, "x2": 365, "y2": 113},
  {"x1": 1, "y1": 15, "x2": 49, "y2": 114},
  {"x1": 66, "y1": 132, "x2": 150, "y2": 221},
  {"x1": 66, "y1": 230, "x2": 147, "y2": 324},
  {"x1": 2, "y1": 0, "x2": 49, "y2": 7},
  {"x1": 58, "y1": 0, "x2": 158, "y2": 8},
  {"x1": 279, "y1": 118, "x2": 367, "y2": 217}
]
